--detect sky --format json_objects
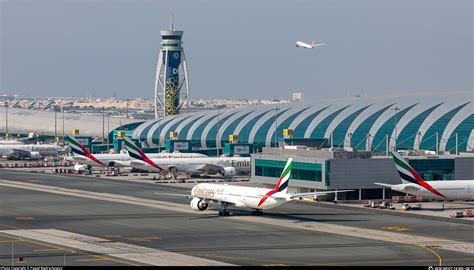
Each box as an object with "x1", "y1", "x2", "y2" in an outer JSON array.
[{"x1": 0, "y1": 0, "x2": 472, "y2": 100}]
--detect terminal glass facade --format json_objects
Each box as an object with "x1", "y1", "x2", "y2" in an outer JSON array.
[
  {"x1": 408, "y1": 159, "x2": 455, "y2": 180},
  {"x1": 255, "y1": 159, "x2": 322, "y2": 182}
]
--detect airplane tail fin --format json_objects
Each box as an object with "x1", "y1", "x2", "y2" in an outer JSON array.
[
  {"x1": 65, "y1": 134, "x2": 107, "y2": 166},
  {"x1": 257, "y1": 158, "x2": 292, "y2": 207},
  {"x1": 123, "y1": 137, "x2": 164, "y2": 171},
  {"x1": 274, "y1": 158, "x2": 293, "y2": 194},
  {"x1": 391, "y1": 151, "x2": 446, "y2": 198},
  {"x1": 391, "y1": 151, "x2": 422, "y2": 185}
]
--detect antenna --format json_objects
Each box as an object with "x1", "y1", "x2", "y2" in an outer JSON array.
[{"x1": 170, "y1": 12, "x2": 175, "y2": 31}]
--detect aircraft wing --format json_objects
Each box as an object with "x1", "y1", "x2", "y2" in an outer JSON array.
[
  {"x1": 197, "y1": 163, "x2": 224, "y2": 174},
  {"x1": 289, "y1": 190, "x2": 353, "y2": 199},
  {"x1": 374, "y1": 182, "x2": 393, "y2": 188},
  {"x1": 400, "y1": 185, "x2": 420, "y2": 193}
]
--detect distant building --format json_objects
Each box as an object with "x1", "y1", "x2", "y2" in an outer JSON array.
[{"x1": 292, "y1": 92, "x2": 303, "y2": 102}]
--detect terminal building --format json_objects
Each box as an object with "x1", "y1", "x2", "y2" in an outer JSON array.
[
  {"x1": 251, "y1": 147, "x2": 474, "y2": 200},
  {"x1": 132, "y1": 91, "x2": 473, "y2": 200},
  {"x1": 132, "y1": 92, "x2": 473, "y2": 154}
]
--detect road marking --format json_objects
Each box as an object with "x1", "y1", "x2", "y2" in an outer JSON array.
[
  {"x1": 34, "y1": 248, "x2": 65, "y2": 252},
  {"x1": 0, "y1": 229, "x2": 234, "y2": 266},
  {"x1": 0, "y1": 180, "x2": 472, "y2": 256},
  {"x1": 0, "y1": 230, "x2": 139, "y2": 266},
  {"x1": 76, "y1": 258, "x2": 108, "y2": 262},
  {"x1": 125, "y1": 236, "x2": 161, "y2": 242},
  {"x1": 15, "y1": 217, "x2": 35, "y2": 220},
  {"x1": 0, "y1": 240, "x2": 23, "y2": 243},
  {"x1": 381, "y1": 226, "x2": 412, "y2": 232},
  {"x1": 419, "y1": 245, "x2": 443, "y2": 266}
]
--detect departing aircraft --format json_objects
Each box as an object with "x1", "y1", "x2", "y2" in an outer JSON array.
[
  {"x1": 124, "y1": 136, "x2": 250, "y2": 177},
  {"x1": 375, "y1": 152, "x2": 474, "y2": 200},
  {"x1": 66, "y1": 134, "x2": 207, "y2": 169},
  {"x1": 296, "y1": 40, "x2": 325, "y2": 49},
  {"x1": 156, "y1": 158, "x2": 351, "y2": 216},
  {"x1": 0, "y1": 139, "x2": 24, "y2": 145},
  {"x1": 0, "y1": 143, "x2": 64, "y2": 159}
]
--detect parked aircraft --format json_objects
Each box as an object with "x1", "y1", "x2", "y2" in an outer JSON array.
[
  {"x1": 0, "y1": 143, "x2": 64, "y2": 159},
  {"x1": 375, "y1": 152, "x2": 474, "y2": 200},
  {"x1": 66, "y1": 134, "x2": 207, "y2": 169},
  {"x1": 296, "y1": 40, "x2": 325, "y2": 49},
  {"x1": 123, "y1": 136, "x2": 250, "y2": 177}
]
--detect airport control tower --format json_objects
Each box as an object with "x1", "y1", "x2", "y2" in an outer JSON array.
[{"x1": 153, "y1": 15, "x2": 190, "y2": 117}]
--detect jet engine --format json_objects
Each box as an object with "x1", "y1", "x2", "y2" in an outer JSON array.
[
  {"x1": 190, "y1": 198, "x2": 208, "y2": 211},
  {"x1": 221, "y1": 167, "x2": 237, "y2": 177},
  {"x1": 29, "y1": 151, "x2": 41, "y2": 160}
]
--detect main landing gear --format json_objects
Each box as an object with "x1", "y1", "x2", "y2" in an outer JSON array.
[
  {"x1": 251, "y1": 209, "x2": 264, "y2": 216},
  {"x1": 218, "y1": 202, "x2": 232, "y2": 216}
]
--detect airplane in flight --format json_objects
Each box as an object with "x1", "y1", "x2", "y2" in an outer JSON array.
[
  {"x1": 156, "y1": 158, "x2": 352, "y2": 216},
  {"x1": 66, "y1": 134, "x2": 207, "y2": 169},
  {"x1": 123, "y1": 136, "x2": 250, "y2": 177},
  {"x1": 296, "y1": 40, "x2": 326, "y2": 49},
  {"x1": 375, "y1": 152, "x2": 474, "y2": 200},
  {"x1": 0, "y1": 143, "x2": 64, "y2": 159}
]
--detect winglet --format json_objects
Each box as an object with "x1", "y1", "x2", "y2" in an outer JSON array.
[
  {"x1": 123, "y1": 137, "x2": 164, "y2": 171},
  {"x1": 65, "y1": 134, "x2": 107, "y2": 167}
]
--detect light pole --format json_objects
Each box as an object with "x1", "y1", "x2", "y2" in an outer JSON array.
[
  {"x1": 62, "y1": 105, "x2": 65, "y2": 143},
  {"x1": 274, "y1": 107, "x2": 280, "y2": 147},
  {"x1": 54, "y1": 106, "x2": 57, "y2": 142},
  {"x1": 392, "y1": 105, "x2": 400, "y2": 151},
  {"x1": 107, "y1": 109, "x2": 110, "y2": 151},
  {"x1": 216, "y1": 107, "x2": 220, "y2": 156},
  {"x1": 4, "y1": 101, "x2": 8, "y2": 140}
]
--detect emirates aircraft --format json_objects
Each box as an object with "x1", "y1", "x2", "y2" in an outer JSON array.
[
  {"x1": 296, "y1": 40, "x2": 325, "y2": 49},
  {"x1": 157, "y1": 158, "x2": 352, "y2": 216},
  {"x1": 66, "y1": 135, "x2": 206, "y2": 168},
  {"x1": 123, "y1": 136, "x2": 250, "y2": 177},
  {"x1": 375, "y1": 152, "x2": 474, "y2": 200}
]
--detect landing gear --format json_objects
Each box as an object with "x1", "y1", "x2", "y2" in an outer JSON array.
[
  {"x1": 218, "y1": 202, "x2": 232, "y2": 216},
  {"x1": 251, "y1": 209, "x2": 264, "y2": 216}
]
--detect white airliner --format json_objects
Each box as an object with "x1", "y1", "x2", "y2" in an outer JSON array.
[
  {"x1": 157, "y1": 158, "x2": 352, "y2": 216},
  {"x1": 0, "y1": 144, "x2": 64, "y2": 159},
  {"x1": 66, "y1": 135, "x2": 206, "y2": 168},
  {"x1": 296, "y1": 40, "x2": 325, "y2": 49},
  {"x1": 375, "y1": 152, "x2": 474, "y2": 200},
  {"x1": 123, "y1": 136, "x2": 250, "y2": 177}
]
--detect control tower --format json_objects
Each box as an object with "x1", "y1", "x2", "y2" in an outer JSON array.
[{"x1": 153, "y1": 15, "x2": 190, "y2": 117}]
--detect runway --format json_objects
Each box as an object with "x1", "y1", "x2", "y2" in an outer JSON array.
[{"x1": 0, "y1": 170, "x2": 473, "y2": 266}]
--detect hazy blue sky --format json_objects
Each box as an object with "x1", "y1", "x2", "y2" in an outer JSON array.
[{"x1": 1, "y1": 0, "x2": 472, "y2": 100}]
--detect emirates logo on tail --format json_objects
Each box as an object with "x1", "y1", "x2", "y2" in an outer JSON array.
[
  {"x1": 258, "y1": 158, "x2": 293, "y2": 207},
  {"x1": 391, "y1": 152, "x2": 446, "y2": 198},
  {"x1": 123, "y1": 137, "x2": 164, "y2": 171}
]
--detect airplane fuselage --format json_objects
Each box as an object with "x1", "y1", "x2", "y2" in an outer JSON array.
[
  {"x1": 71, "y1": 153, "x2": 207, "y2": 168},
  {"x1": 131, "y1": 156, "x2": 251, "y2": 175},
  {"x1": 0, "y1": 144, "x2": 63, "y2": 156},
  {"x1": 391, "y1": 180, "x2": 474, "y2": 200},
  {"x1": 191, "y1": 183, "x2": 288, "y2": 210}
]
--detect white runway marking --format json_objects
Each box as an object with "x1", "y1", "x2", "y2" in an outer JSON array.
[
  {"x1": 0, "y1": 229, "x2": 233, "y2": 266},
  {"x1": 1, "y1": 179, "x2": 473, "y2": 256}
]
